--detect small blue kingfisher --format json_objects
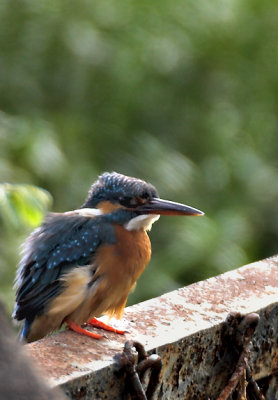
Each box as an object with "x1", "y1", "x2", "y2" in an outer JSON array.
[{"x1": 13, "y1": 172, "x2": 204, "y2": 342}]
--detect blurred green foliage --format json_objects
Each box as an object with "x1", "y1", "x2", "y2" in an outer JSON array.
[
  {"x1": 1, "y1": 0, "x2": 278, "y2": 315},
  {"x1": 0, "y1": 184, "x2": 52, "y2": 310},
  {"x1": 0, "y1": 183, "x2": 52, "y2": 230}
]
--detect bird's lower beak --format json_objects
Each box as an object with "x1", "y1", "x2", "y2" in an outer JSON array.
[{"x1": 136, "y1": 198, "x2": 204, "y2": 216}]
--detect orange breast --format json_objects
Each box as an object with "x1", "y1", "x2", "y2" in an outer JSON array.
[
  {"x1": 97, "y1": 226, "x2": 151, "y2": 290},
  {"x1": 90, "y1": 225, "x2": 152, "y2": 318}
]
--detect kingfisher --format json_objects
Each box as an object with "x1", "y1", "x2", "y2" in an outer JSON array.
[{"x1": 13, "y1": 172, "x2": 204, "y2": 343}]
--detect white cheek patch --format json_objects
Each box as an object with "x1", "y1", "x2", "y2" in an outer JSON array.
[
  {"x1": 65, "y1": 208, "x2": 103, "y2": 217},
  {"x1": 124, "y1": 214, "x2": 160, "y2": 231}
]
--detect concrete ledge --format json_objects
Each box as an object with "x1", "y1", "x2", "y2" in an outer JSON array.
[{"x1": 27, "y1": 256, "x2": 278, "y2": 399}]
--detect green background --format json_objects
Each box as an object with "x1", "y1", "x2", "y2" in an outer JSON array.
[{"x1": 1, "y1": 0, "x2": 278, "y2": 317}]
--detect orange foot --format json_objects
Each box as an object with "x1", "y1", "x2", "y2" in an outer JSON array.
[
  {"x1": 67, "y1": 320, "x2": 103, "y2": 340},
  {"x1": 87, "y1": 317, "x2": 125, "y2": 335}
]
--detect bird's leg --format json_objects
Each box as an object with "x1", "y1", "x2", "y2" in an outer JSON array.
[
  {"x1": 87, "y1": 317, "x2": 125, "y2": 335},
  {"x1": 67, "y1": 320, "x2": 103, "y2": 340}
]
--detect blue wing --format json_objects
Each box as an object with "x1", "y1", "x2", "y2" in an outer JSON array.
[{"x1": 13, "y1": 212, "x2": 115, "y2": 325}]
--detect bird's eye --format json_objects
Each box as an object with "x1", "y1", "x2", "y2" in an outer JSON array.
[
  {"x1": 141, "y1": 191, "x2": 149, "y2": 199},
  {"x1": 118, "y1": 196, "x2": 149, "y2": 208},
  {"x1": 118, "y1": 196, "x2": 143, "y2": 208},
  {"x1": 118, "y1": 196, "x2": 133, "y2": 207}
]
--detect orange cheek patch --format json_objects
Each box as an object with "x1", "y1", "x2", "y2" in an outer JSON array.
[{"x1": 97, "y1": 201, "x2": 124, "y2": 214}]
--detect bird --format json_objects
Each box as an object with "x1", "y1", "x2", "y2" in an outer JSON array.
[{"x1": 13, "y1": 172, "x2": 204, "y2": 343}]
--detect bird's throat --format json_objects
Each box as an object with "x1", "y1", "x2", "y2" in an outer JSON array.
[{"x1": 124, "y1": 214, "x2": 160, "y2": 231}]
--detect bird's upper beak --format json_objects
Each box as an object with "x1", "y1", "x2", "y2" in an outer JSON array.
[{"x1": 135, "y1": 198, "x2": 204, "y2": 216}]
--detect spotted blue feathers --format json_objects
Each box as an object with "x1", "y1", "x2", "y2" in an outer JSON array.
[{"x1": 13, "y1": 212, "x2": 116, "y2": 323}]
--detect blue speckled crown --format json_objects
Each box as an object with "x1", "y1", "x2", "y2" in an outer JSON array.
[{"x1": 82, "y1": 172, "x2": 159, "y2": 208}]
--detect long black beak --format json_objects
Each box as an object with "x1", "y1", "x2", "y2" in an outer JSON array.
[{"x1": 136, "y1": 198, "x2": 204, "y2": 216}]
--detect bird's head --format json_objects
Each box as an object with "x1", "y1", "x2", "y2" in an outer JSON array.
[{"x1": 82, "y1": 172, "x2": 204, "y2": 231}]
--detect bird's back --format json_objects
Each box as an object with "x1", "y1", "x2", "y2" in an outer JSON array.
[{"x1": 13, "y1": 212, "x2": 108, "y2": 340}]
